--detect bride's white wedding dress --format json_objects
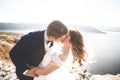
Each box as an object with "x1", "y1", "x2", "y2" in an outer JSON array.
[{"x1": 34, "y1": 44, "x2": 76, "y2": 80}]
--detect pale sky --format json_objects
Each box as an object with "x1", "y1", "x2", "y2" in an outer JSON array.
[{"x1": 0, "y1": 0, "x2": 120, "y2": 27}]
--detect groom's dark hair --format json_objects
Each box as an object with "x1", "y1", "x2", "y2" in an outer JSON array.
[{"x1": 47, "y1": 20, "x2": 68, "y2": 38}]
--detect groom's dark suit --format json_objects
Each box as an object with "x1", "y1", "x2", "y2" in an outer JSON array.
[{"x1": 10, "y1": 30, "x2": 46, "y2": 80}]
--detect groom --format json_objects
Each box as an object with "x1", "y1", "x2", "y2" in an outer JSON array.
[{"x1": 9, "y1": 20, "x2": 68, "y2": 80}]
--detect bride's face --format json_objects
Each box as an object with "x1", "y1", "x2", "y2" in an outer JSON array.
[{"x1": 62, "y1": 33, "x2": 70, "y2": 46}]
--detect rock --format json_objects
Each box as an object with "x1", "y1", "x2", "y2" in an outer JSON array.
[
  {"x1": 0, "y1": 61, "x2": 19, "y2": 80},
  {"x1": 0, "y1": 32, "x2": 22, "y2": 63},
  {"x1": 0, "y1": 45, "x2": 4, "y2": 52}
]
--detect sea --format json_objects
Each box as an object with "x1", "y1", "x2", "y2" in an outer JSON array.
[{"x1": 0, "y1": 23, "x2": 120, "y2": 75}]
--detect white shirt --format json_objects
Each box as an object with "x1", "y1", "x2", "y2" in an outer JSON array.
[{"x1": 44, "y1": 30, "x2": 50, "y2": 51}]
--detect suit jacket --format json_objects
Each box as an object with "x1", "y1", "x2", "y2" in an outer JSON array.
[{"x1": 9, "y1": 30, "x2": 46, "y2": 80}]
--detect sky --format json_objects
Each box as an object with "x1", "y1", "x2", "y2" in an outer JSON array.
[{"x1": 0, "y1": 0, "x2": 120, "y2": 27}]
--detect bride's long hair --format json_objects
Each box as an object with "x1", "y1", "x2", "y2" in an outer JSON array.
[{"x1": 69, "y1": 30, "x2": 87, "y2": 66}]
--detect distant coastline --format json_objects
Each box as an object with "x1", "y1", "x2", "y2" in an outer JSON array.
[{"x1": 0, "y1": 23, "x2": 106, "y2": 34}]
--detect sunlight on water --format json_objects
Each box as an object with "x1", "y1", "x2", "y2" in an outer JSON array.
[{"x1": 83, "y1": 32, "x2": 120, "y2": 74}]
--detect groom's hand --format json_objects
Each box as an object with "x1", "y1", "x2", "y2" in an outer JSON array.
[{"x1": 24, "y1": 68, "x2": 39, "y2": 77}]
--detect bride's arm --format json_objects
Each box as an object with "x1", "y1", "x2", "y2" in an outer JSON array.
[
  {"x1": 34, "y1": 61, "x2": 59, "y2": 75},
  {"x1": 25, "y1": 53, "x2": 68, "y2": 77}
]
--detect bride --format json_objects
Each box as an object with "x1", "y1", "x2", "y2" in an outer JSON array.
[{"x1": 26, "y1": 30, "x2": 87, "y2": 80}]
